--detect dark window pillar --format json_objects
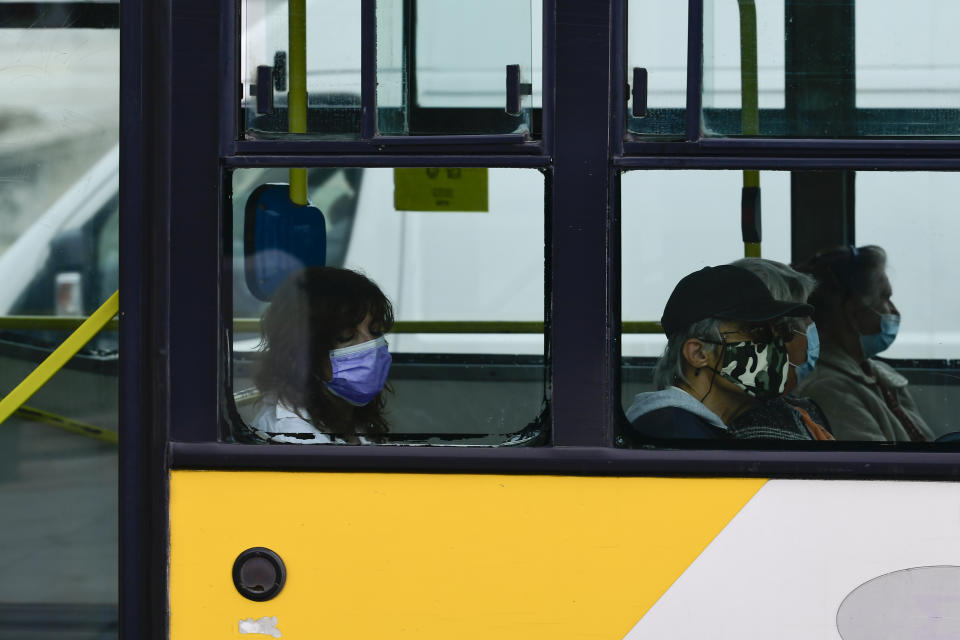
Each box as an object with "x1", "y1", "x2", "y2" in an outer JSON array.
[
  {"x1": 551, "y1": 0, "x2": 614, "y2": 446},
  {"x1": 786, "y1": 0, "x2": 856, "y2": 263}
]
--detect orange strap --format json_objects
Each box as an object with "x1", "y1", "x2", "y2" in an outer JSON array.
[{"x1": 794, "y1": 406, "x2": 834, "y2": 441}]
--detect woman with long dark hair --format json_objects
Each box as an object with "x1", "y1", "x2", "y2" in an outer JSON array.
[{"x1": 248, "y1": 267, "x2": 394, "y2": 444}]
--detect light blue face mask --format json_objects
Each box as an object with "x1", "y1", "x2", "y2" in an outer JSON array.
[
  {"x1": 324, "y1": 337, "x2": 392, "y2": 406},
  {"x1": 860, "y1": 313, "x2": 900, "y2": 359},
  {"x1": 794, "y1": 323, "x2": 820, "y2": 384}
]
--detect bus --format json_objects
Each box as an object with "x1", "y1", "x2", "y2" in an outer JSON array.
[{"x1": 4, "y1": 0, "x2": 960, "y2": 638}]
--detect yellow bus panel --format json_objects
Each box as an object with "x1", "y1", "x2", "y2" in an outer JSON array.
[{"x1": 170, "y1": 471, "x2": 764, "y2": 639}]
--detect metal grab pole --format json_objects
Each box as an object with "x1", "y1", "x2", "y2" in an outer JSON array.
[
  {"x1": 738, "y1": 0, "x2": 761, "y2": 258},
  {"x1": 0, "y1": 290, "x2": 119, "y2": 426},
  {"x1": 288, "y1": 0, "x2": 308, "y2": 204}
]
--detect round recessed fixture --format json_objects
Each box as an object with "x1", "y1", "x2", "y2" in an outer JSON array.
[{"x1": 232, "y1": 547, "x2": 286, "y2": 601}]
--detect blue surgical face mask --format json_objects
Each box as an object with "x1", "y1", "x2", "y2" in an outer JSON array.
[
  {"x1": 324, "y1": 336, "x2": 392, "y2": 406},
  {"x1": 794, "y1": 323, "x2": 820, "y2": 384},
  {"x1": 859, "y1": 313, "x2": 900, "y2": 359}
]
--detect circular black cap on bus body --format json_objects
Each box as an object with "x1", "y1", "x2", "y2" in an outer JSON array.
[
  {"x1": 660, "y1": 265, "x2": 813, "y2": 338},
  {"x1": 233, "y1": 547, "x2": 286, "y2": 601}
]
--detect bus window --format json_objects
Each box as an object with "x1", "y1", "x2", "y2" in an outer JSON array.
[
  {"x1": 702, "y1": 0, "x2": 960, "y2": 138},
  {"x1": 620, "y1": 169, "x2": 960, "y2": 442},
  {"x1": 243, "y1": 0, "x2": 362, "y2": 138},
  {"x1": 626, "y1": 0, "x2": 687, "y2": 139},
  {"x1": 242, "y1": 0, "x2": 539, "y2": 139},
  {"x1": 621, "y1": 169, "x2": 791, "y2": 363},
  {"x1": 0, "y1": 9, "x2": 119, "y2": 636},
  {"x1": 856, "y1": 172, "x2": 960, "y2": 360},
  {"x1": 384, "y1": 0, "x2": 537, "y2": 135},
  {"x1": 228, "y1": 167, "x2": 546, "y2": 445}
]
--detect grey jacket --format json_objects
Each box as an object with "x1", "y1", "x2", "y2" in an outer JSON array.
[
  {"x1": 625, "y1": 386, "x2": 729, "y2": 433},
  {"x1": 796, "y1": 346, "x2": 934, "y2": 442}
]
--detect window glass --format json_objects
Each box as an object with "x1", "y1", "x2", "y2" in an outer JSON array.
[
  {"x1": 621, "y1": 169, "x2": 790, "y2": 362},
  {"x1": 0, "y1": 5, "x2": 118, "y2": 635},
  {"x1": 621, "y1": 169, "x2": 960, "y2": 443},
  {"x1": 702, "y1": 0, "x2": 960, "y2": 138},
  {"x1": 243, "y1": 0, "x2": 362, "y2": 138},
  {"x1": 229, "y1": 167, "x2": 546, "y2": 445},
  {"x1": 242, "y1": 0, "x2": 538, "y2": 139},
  {"x1": 856, "y1": 172, "x2": 960, "y2": 360},
  {"x1": 385, "y1": 0, "x2": 536, "y2": 135},
  {"x1": 701, "y1": 0, "x2": 784, "y2": 136},
  {"x1": 626, "y1": 0, "x2": 688, "y2": 138},
  {"x1": 376, "y1": 0, "x2": 405, "y2": 134}
]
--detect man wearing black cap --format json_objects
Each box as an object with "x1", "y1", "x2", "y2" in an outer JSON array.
[{"x1": 625, "y1": 265, "x2": 814, "y2": 440}]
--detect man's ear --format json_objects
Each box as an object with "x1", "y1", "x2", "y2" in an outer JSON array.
[{"x1": 682, "y1": 338, "x2": 712, "y2": 370}]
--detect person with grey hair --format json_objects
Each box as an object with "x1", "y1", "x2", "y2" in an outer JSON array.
[
  {"x1": 796, "y1": 246, "x2": 933, "y2": 441},
  {"x1": 731, "y1": 257, "x2": 818, "y2": 394},
  {"x1": 726, "y1": 258, "x2": 834, "y2": 441},
  {"x1": 625, "y1": 265, "x2": 812, "y2": 440}
]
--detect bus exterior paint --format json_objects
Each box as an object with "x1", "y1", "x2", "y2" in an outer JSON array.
[
  {"x1": 170, "y1": 472, "x2": 763, "y2": 639},
  {"x1": 171, "y1": 473, "x2": 960, "y2": 639},
  {"x1": 624, "y1": 479, "x2": 960, "y2": 639},
  {"x1": 104, "y1": 2, "x2": 960, "y2": 640}
]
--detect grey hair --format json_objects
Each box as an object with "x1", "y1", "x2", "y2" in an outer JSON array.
[
  {"x1": 851, "y1": 246, "x2": 889, "y2": 305},
  {"x1": 799, "y1": 244, "x2": 888, "y2": 313},
  {"x1": 653, "y1": 317, "x2": 722, "y2": 390},
  {"x1": 730, "y1": 257, "x2": 816, "y2": 304}
]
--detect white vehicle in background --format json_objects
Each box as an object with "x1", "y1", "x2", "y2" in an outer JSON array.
[
  {"x1": 0, "y1": 149, "x2": 546, "y2": 355},
  {"x1": 6, "y1": 0, "x2": 960, "y2": 364},
  {"x1": 0, "y1": 146, "x2": 119, "y2": 326},
  {"x1": 6, "y1": 157, "x2": 960, "y2": 363}
]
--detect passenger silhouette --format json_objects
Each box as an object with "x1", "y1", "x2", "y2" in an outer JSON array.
[
  {"x1": 796, "y1": 246, "x2": 932, "y2": 441},
  {"x1": 727, "y1": 258, "x2": 833, "y2": 440},
  {"x1": 246, "y1": 267, "x2": 393, "y2": 444},
  {"x1": 625, "y1": 265, "x2": 812, "y2": 440}
]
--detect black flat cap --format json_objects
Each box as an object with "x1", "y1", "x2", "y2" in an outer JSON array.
[{"x1": 661, "y1": 265, "x2": 814, "y2": 338}]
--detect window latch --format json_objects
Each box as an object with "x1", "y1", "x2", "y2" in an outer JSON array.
[
  {"x1": 631, "y1": 67, "x2": 648, "y2": 118},
  {"x1": 506, "y1": 64, "x2": 533, "y2": 116},
  {"x1": 253, "y1": 52, "x2": 287, "y2": 115},
  {"x1": 255, "y1": 65, "x2": 273, "y2": 115}
]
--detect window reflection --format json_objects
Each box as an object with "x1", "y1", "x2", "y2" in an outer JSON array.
[
  {"x1": 626, "y1": 0, "x2": 688, "y2": 138},
  {"x1": 702, "y1": 0, "x2": 960, "y2": 137},
  {"x1": 621, "y1": 169, "x2": 960, "y2": 443},
  {"x1": 229, "y1": 167, "x2": 546, "y2": 445},
  {"x1": 0, "y1": 10, "x2": 119, "y2": 636},
  {"x1": 242, "y1": 0, "x2": 539, "y2": 138}
]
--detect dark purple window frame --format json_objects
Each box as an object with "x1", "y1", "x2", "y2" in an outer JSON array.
[
  {"x1": 120, "y1": 3, "x2": 960, "y2": 636},
  {"x1": 123, "y1": 0, "x2": 960, "y2": 485}
]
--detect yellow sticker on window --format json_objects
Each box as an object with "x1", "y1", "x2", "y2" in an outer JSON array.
[{"x1": 393, "y1": 168, "x2": 489, "y2": 212}]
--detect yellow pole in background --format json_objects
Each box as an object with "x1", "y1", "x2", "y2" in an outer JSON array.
[
  {"x1": 739, "y1": 0, "x2": 761, "y2": 258},
  {"x1": 16, "y1": 405, "x2": 118, "y2": 445},
  {"x1": 0, "y1": 291, "x2": 119, "y2": 426},
  {"x1": 288, "y1": 0, "x2": 308, "y2": 204}
]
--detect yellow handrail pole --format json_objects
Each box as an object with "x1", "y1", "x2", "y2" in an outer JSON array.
[
  {"x1": 0, "y1": 316, "x2": 119, "y2": 331},
  {"x1": 0, "y1": 290, "x2": 119, "y2": 426},
  {"x1": 232, "y1": 319, "x2": 665, "y2": 334},
  {"x1": 739, "y1": 0, "x2": 761, "y2": 258},
  {"x1": 288, "y1": 0, "x2": 308, "y2": 204},
  {"x1": 739, "y1": 0, "x2": 759, "y2": 136},
  {"x1": 16, "y1": 405, "x2": 119, "y2": 445}
]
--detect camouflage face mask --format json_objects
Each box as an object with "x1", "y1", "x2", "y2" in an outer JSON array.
[{"x1": 715, "y1": 338, "x2": 790, "y2": 399}]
